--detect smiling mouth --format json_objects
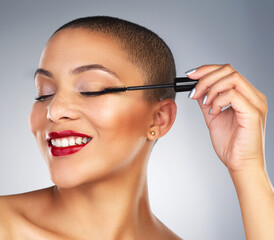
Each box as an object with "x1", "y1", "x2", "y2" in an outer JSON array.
[
  {"x1": 47, "y1": 131, "x2": 92, "y2": 157},
  {"x1": 50, "y1": 136, "x2": 92, "y2": 147}
]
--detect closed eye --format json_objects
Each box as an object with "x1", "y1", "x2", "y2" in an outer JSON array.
[
  {"x1": 80, "y1": 87, "x2": 126, "y2": 96},
  {"x1": 80, "y1": 91, "x2": 107, "y2": 96},
  {"x1": 34, "y1": 94, "x2": 54, "y2": 101},
  {"x1": 35, "y1": 87, "x2": 126, "y2": 101}
]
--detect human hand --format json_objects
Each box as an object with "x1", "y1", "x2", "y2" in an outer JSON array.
[{"x1": 186, "y1": 64, "x2": 268, "y2": 173}]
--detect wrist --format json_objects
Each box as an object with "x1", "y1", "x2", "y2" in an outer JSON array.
[
  {"x1": 228, "y1": 159, "x2": 274, "y2": 240},
  {"x1": 229, "y1": 161, "x2": 273, "y2": 195}
]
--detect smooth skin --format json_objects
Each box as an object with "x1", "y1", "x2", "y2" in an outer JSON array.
[{"x1": 0, "y1": 28, "x2": 273, "y2": 239}]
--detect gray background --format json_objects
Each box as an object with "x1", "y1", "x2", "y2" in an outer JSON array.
[{"x1": 0, "y1": 0, "x2": 273, "y2": 239}]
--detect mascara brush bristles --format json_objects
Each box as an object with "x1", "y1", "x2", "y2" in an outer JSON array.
[{"x1": 81, "y1": 87, "x2": 127, "y2": 96}]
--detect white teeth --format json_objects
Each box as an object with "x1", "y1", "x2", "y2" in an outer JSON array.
[
  {"x1": 50, "y1": 136, "x2": 92, "y2": 148},
  {"x1": 51, "y1": 139, "x2": 56, "y2": 146},
  {"x1": 75, "y1": 137, "x2": 82, "y2": 145},
  {"x1": 69, "y1": 138, "x2": 75, "y2": 146},
  {"x1": 56, "y1": 139, "x2": 61, "y2": 147},
  {"x1": 61, "y1": 138, "x2": 69, "y2": 147}
]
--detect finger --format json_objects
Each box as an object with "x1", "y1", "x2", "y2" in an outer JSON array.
[
  {"x1": 209, "y1": 89, "x2": 262, "y2": 124},
  {"x1": 254, "y1": 88, "x2": 268, "y2": 104},
  {"x1": 186, "y1": 64, "x2": 223, "y2": 80},
  {"x1": 189, "y1": 64, "x2": 237, "y2": 99},
  {"x1": 203, "y1": 72, "x2": 267, "y2": 114},
  {"x1": 197, "y1": 96, "x2": 214, "y2": 127},
  {"x1": 187, "y1": 64, "x2": 268, "y2": 115}
]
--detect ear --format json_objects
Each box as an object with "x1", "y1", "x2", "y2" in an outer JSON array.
[{"x1": 147, "y1": 99, "x2": 177, "y2": 141}]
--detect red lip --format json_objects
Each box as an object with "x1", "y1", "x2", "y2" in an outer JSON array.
[
  {"x1": 48, "y1": 130, "x2": 91, "y2": 140},
  {"x1": 47, "y1": 130, "x2": 92, "y2": 157}
]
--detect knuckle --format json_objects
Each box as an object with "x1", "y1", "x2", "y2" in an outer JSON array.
[
  {"x1": 265, "y1": 101, "x2": 268, "y2": 111},
  {"x1": 261, "y1": 93, "x2": 267, "y2": 103},
  {"x1": 257, "y1": 92, "x2": 268, "y2": 113},
  {"x1": 230, "y1": 71, "x2": 239, "y2": 79},
  {"x1": 250, "y1": 105, "x2": 265, "y2": 123},
  {"x1": 261, "y1": 103, "x2": 268, "y2": 115},
  {"x1": 224, "y1": 63, "x2": 234, "y2": 71}
]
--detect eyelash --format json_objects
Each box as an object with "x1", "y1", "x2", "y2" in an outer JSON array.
[
  {"x1": 80, "y1": 91, "x2": 107, "y2": 96},
  {"x1": 34, "y1": 94, "x2": 54, "y2": 101},
  {"x1": 34, "y1": 91, "x2": 108, "y2": 102}
]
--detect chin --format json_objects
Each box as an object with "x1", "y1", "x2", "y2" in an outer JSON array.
[
  {"x1": 45, "y1": 146, "x2": 138, "y2": 189},
  {"x1": 48, "y1": 161, "x2": 116, "y2": 189},
  {"x1": 49, "y1": 171, "x2": 82, "y2": 189}
]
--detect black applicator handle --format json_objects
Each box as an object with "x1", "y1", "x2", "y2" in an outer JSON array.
[{"x1": 174, "y1": 77, "x2": 198, "y2": 92}]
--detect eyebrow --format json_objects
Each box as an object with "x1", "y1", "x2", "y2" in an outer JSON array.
[
  {"x1": 72, "y1": 64, "x2": 119, "y2": 79},
  {"x1": 34, "y1": 64, "x2": 119, "y2": 79},
  {"x1": 34, "y1": 68, "x2": 53, "y2": 79}
]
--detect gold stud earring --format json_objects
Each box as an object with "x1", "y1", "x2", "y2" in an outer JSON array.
[{"x1": 150, "y1": 131, "x2": 155, "y2": 136}]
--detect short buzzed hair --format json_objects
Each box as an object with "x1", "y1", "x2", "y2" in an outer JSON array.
[{"x1": 54, "y1": 16, "x2": 176, "y2": 101}]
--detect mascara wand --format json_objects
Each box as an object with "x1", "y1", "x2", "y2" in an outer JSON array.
[{"x1": 82, "y1": 77, "x2": 198, "y2": 96}]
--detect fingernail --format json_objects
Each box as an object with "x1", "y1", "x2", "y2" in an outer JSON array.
[
  {"x1": 221, "y1": 104, "x2": 231, "y2": 112},
  {"x1": 202, "y1": 95, "x2": 207, "y2": 105},
  {"x1": 209, "y1": 108, "x2": 212, "y2": 115},
  {"x1": 188, "y1": 87, "x2": 196, "y2": 99},
  {"x1": 185, "y1": 68, "x2": 197, "y2": 76}
]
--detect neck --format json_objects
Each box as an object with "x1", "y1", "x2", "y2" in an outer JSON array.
[{"x1": 50, "y1": 148, "x2": 157, "y2": 239}]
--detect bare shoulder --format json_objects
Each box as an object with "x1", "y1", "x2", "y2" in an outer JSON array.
[
  {"x1": 0, "y1": 186, "x2": 54, "y2": 215},
  {"x1": 0, "y1": 195, "x2": 13, "y2": 238},
  {"x1": 0, "y1": 186, "x2": 55, "y2": 239}
]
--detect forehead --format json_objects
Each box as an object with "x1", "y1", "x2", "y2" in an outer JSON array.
[{"x1": 39, "y1": 28, "x2": 143, "y2": 84}]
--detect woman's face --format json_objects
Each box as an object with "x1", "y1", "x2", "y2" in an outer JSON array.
[{"x1": 29, "y1": 28, "x2": 155, "y2": 188}]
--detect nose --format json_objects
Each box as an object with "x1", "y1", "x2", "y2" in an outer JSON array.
[{"x1": 47, "y1": 93, "x2": 80, "y2": 123}]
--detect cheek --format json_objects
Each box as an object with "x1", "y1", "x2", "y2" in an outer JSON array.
[
  {"x1": 29, "y1": 103, "x2": 48, "y2": 149},
  {"x1": 77, "y1": 97, "x2": 151, "y2": 180},
  {"x1": 29, "y1": 103, "x2": 43, "y2": 135},
  {"x1": 84, "y1": 96, "x2": 151, "y2": 137},
  {"x1": 28, "y1": 103, "x2": 49, "y2": 161}
]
